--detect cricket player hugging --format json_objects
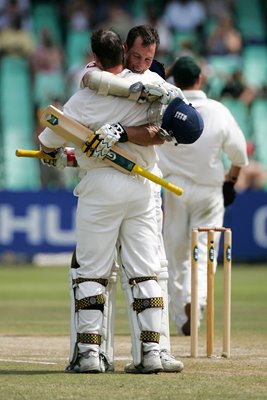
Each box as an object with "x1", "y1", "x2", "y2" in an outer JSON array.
[{"x1": 38, "y1": 30, "x2": 203, "y2": 374}]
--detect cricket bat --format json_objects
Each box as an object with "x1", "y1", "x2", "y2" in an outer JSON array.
[
  {"x1": 37, "y1": 105, "x2": 184, "y2": 196},
  {"x1": 15, "y1": 149, "x2": 55, "y2": 160}
]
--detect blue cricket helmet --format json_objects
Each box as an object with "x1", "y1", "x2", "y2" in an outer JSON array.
[{"x1": 161, "y1": 97, "x2": 204, "y2": 144}]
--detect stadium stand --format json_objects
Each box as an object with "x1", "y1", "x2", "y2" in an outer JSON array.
[
  {"x1": 0, "y1": 55, "x2": 40, "y2": 189},
  {"x1": 65, "y1": 28, "x2": 91, "y2": 70},
  {"x1": 235, "y1": 0, "x2": 266, "y2": 44},
  {"x1": 242, "y1": 45, "x2": 267, "y2": 89},
  {"x1": 0, "y1": 0, "x2": 267, "y2": 191},
  {"x1": 220, "y1": 97, "x2": 251, "y2": 139},
  {"x1": 33, "y1": 70, "x2": 65, "y2": 108},
  {"x1": 31, "y1": 2, "x2": 62, "y2": 45},
  {"x1": 250, "y1": 98, "x2": 267, "y2": 168}
]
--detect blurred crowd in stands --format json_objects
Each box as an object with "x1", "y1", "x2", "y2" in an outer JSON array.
[{"x1": 0, "y1": 0, "x2": 267, "y2": 191}]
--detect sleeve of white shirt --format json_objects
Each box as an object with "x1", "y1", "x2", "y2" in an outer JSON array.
[
  {"x1": 80, "y1": 61, "x2": 99, "y2": 89},
  {"x1": 38, "y1": 127, "x2": 67, "y2": 149},
  {"x1": 222, "y1": 107, "x2": 249, "y2": 167}
]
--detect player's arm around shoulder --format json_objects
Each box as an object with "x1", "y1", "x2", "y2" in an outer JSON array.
[{"x1": 125, "y1": 125, "x2": 165, "y2": 146}]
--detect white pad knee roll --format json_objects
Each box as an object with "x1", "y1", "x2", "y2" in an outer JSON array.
[
  {"x1": 158, "y1": 262, "x2": 171, "y2": 352},
  {"x1": 101, "y1": 263, "x2": 118, "y2": 366},
  {"x1": 120, "y1": 267, "x2": 142, "y2": 365}
]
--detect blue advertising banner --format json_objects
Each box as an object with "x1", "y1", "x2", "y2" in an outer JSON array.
[
  {"x1": 0, "y1": 190, "x2": 77, "y2": 255},
  {"x1": 0, "y1": 189, "x2": 266, "y2": 262},
  {"x1": 223, "y1": 189, "x2": 267, "y2": 262}
]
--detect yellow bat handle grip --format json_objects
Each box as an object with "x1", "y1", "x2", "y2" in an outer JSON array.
[
  {"x1": 132, "y1": 165, "x2": 184, "y2": 196},
  {"x1": 15, "y1": 149, "x2": 184, "y2": 196},
  {"x1": 15, "y1": 149, "x2": 53, "y2": 160}
]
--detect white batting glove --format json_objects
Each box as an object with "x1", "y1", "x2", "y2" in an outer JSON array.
[
  {"x1": 82, "y1": 124, "x2": 123, "y2": 159},
  {"x1": 159, "y1": 86, "x2": 185, "y2": 105},
  {"x1": 41, "y1": 147, "x2": 75, "y2": 170},
  {"x1": 138, "y1": 83, "x2": 169, "y2": 103}
]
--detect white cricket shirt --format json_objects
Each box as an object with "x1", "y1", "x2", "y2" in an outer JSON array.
[{"x1": 157, "y1": 90, "x2": 249, "y2": 186}]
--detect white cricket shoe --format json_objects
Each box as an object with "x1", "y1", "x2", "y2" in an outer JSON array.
[
  {"x1": 124, "y1": 350, "x2": 184, "y2": 373},
  {"x1": 143, "y1": 350, "x2": 163, "y2": 373},
  {"x1": 66, "y1": 350, "x2": 101, "y2": 373},
  {"x1": 124, "y1": 350, "x2": 163, "y2": 374},
  {"x1": 160, "y1": 350, "x2": 184, "y2": 372}
]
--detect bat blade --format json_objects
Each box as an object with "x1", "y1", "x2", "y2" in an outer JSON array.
[
  {"x1": 40, "y1": 105, "x2": 136, "y2": 174},
  {"x1": 39, "y1": 105, "x2": 184, "y2": 196}
]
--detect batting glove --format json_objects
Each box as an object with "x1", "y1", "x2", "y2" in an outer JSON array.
[
  {"x1": 41, "y1": 147, "x2": 76, "y2": 170},
  {"x1": 82, "y1": 123, "x2": 127, "y2": 159},
  {"x1": 223, "y1": 181, "x2": 236, "y2": 207},
  {"x1": 159, "y1": 86, "x2": 185, "y2": 105},
  {"x1": 138, "y1": 83, "x2": 169, "y2": 104}
]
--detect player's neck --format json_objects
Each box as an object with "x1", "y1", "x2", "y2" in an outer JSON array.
[{"x1": 106, "y1": 65, "x2": 124, "y2": 75}]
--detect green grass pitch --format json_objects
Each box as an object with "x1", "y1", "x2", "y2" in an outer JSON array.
[{"x1": 0, "y1": 263, "x2": 266, "y2": 400}]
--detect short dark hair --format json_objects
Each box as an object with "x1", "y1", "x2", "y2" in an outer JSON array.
[
  {"x1": 172, "y1": 56, "x2": 201, "y2": 89},
  {"x1": 125, "y1": 25, "x2": 160, "y2": 50},
  {"x1": 90, "y1": 29, "x2": 124, "y2": 69}
]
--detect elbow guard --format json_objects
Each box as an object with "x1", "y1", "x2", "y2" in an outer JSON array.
[{"x1": 87, "y1": 70, "x2": 141, "y2": 101}]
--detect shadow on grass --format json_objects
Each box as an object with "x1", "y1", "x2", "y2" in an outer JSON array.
[{"x1": 0, "y1": 370, "x2": 126, "y2": 375}]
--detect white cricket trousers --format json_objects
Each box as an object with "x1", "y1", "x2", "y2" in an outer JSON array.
[
  {"x1": 162, "y1": 175, "x2": 224, "y2": 330},
  {"x1": 74, "y1": 167, "x2": 161, "y2": 279},
  {"x1": 73, "y1": 167, "x2": 162, "y2": 353}
]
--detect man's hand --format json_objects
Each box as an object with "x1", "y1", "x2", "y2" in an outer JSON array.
[
  {"x1": 82, "y1": 124, "x2": 123, "y2": 159},
  {"x1": 41, "y1": 147, "x2": 66, "y2": 170},
  {"x1": 41, "y1": 147, "x2": 76, "y2": 169},
  {"x1": 223, "y1": 181, "x2": 236, "y2": 207},
  {"x1": 137, "y1": 83, "x2": 184, "y2": 105},
  {"x1": 159, "y1": 86, "x2": 185, "y2": 105},
  {"x1": 138, "y1": 83, "x2": 169, "y2": 103}
]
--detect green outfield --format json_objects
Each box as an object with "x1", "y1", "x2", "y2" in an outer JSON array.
[{"x1": 0, "y1": 264, "x2": 266, "y2": 400}]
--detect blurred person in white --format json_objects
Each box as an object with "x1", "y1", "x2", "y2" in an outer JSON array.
[
  {"x1": 162, "y1": 0, "x2": 206, "y2": 33},
  {"x1": 157, "y1": 56, "x2": 248, "y2": 335}
]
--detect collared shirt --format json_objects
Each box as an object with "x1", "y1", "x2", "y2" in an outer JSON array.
[{"x1": 157, "y1": 90, "x2": 248, "y2": 185}]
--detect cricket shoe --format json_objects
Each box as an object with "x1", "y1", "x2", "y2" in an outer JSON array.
[
  {"x1": 160, "y1": 350, "x2": 184, "y2": 372},
  {"x1": 65, "y1": 350, "x2": 101, "y2": 373},
  {"x1": 99, "y1": 352, "x2": 115, "y2": 372},
  {"x1": 124, "y1": 350, "x2": 163, "y2": 374}
]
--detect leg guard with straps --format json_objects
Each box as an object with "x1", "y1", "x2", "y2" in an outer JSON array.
[
  {"x1": 120, "y1": 267, "x2": 163, "y2": 366},
  {"x1": 67, "y1": 250, "x2": 107, "y2": 370}
]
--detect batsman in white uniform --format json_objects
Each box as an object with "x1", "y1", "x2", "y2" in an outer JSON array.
[
  {"x1": 78, "y1": 25, "x2": 202, "y2": 373},
  {"x1": 39, "y1": 30, "x2": 203, "y2": 373},
  {"x1": 157, "y1": 56, "x2": 248, "y2": 335}
]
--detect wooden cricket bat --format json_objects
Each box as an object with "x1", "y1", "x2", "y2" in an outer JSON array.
[{"x1": 37, "y1": 105, "x2": 183, "y2": 196}]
